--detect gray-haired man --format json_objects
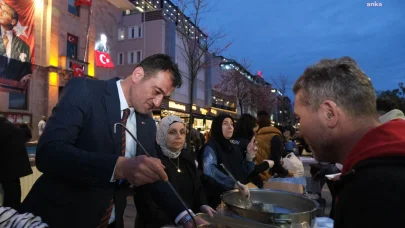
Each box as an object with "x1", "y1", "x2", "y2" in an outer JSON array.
[{"x1": 293, "y1": 56, "x2": 405, "y2": 227}]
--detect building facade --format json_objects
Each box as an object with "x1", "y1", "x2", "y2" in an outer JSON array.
[
  {"x1": 211, "y1": 55, "x2": 274, "y2": 118},
  {"x1": 116, "y1": 0, "x2": 214, "y2": 130},
  {"x1": 0, "y1": 0, "x2": 136, "y2": 140}
]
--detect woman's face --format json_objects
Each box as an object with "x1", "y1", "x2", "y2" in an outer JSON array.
[
  {"x1": 167, "y1": 122, "x2": 186, "y2": 151},
  {"x1": 222, "y1": 117, "x2": 234, "y2": 139}
]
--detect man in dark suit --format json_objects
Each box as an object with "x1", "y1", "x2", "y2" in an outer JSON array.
[
  {"x1": 0, "y1": 2, "x2": 32, "y2": 82},
  {"x1": 19, "y1": 54, "x2": 206, "y2": 228},
  {"x1": 0, "y1": 117, "x2": 33, "y2": 209}
]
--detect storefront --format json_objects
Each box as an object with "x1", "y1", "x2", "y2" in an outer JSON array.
[
  {"x1": 0, "y1": 111, "x2": 33, "y2": 127},
  {"x1": 157, "y1": 99, "x2": 212, "y2": 131},
  {"x1": 209, "y1": 106, "x2": 238, "y2": 119}
]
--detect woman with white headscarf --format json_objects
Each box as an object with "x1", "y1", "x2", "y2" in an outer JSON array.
[{"x1": 134, "y1": 116, "x2": 215, "y2": 228}]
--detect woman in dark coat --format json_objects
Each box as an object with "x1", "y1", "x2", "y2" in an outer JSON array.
[
  {"x1": 198, "y1": 114, "x2": 257, "y2": 208},
  {"x1": 232, "y1": 114, "x2": 274, "y2": 188},
  {"x1": 135, "y1": 116, "x2": 215, "y2": 228}
]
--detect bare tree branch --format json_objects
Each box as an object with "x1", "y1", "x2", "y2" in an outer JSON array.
[
  {"x1": 174, "y1": 0, "x2": 230, "y2": 153},
  {"x1": 270, "y1": 74, "x2": 290, "y2": 96}
]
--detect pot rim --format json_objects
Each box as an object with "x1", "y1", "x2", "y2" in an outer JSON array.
[{"x1": 220, "y1": 189, "x2": 319, "y2": 216}]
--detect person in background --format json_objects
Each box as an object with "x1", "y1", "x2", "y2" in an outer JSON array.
[
  {"x1": 135, "y1": 116, "x2": 213, "y2": 228},
  {"x1": 293, "y1": 56, "x2": 405, "y2": 227},
  {"x1": 376, "y1": 98, "x2": 405, "y2": 124},
  {"x1": 284, "y1": 125, "x2": 296, "y2": 154},
  {"x1": 0, "y1": 117, "x2": 32, "y2": 209},
  {"x1": 190, "y1": 127, "x2": 202, "y2": 153},
  {"x1": 256, "y1": 111, "x2": 294, "y2": 178},
  {"x1": 232, "y1": 114, "x2": 274, "y2": 188},
  {"x1": 37, "y1": 116, "x2": 46, "y2": 137},
  {"x1": 18, "y1": 123, "x2": 32, "y2": 143},
  {"x1": 198, "y1": 114, "x2": 256, "y2": 208},
  {"x1": 197, "y1": 128, "x2": 205, "y2": 145}
]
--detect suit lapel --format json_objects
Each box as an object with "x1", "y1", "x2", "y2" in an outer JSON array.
[
  {"x1": 104, "y1": 78, "x2": 122, "y2": 155},
  {"x1": 136, "y1": 112, "x2": 157, "y2": 157}
]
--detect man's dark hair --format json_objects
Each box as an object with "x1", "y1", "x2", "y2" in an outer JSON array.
[
  {"x1": 293, "y1": 56, "x2": 376, "y2": 118},
  {"x1": 257, "y1": 110, "x2": 269, "y2": 117},
  {"x1": 284, "y1": 125, "x2": 296, "y2": 136},
  {"x1": 376, "y1": 98, "x2": 399, "y2": 114},
  {"x1": 138, "y1": 54, "x2": 182, "y2": 88}
]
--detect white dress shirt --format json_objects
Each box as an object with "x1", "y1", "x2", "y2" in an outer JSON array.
[
  {"x1": 110, "y1": 80, "x2": 189, "y2": 225},
  {"x1": 1, "y1": 27, "x2": 13, "y2": 61},
  {"x1": 109, "y1": 80, "x2": 137, "y2": 224}
]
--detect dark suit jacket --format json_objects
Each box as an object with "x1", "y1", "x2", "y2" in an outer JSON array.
[
  {"x1": 19, "y1": 77, "x2": 186, "y2": 228},
  {"x1": 0, "y1": 33, "x2": 31, "y2": 81},
  {"x1": 135, "y1": 145, "x2": 208, "y2": 228},
  {"x1": 0, "y1": 117, "x2": 32, "y2": 181}
]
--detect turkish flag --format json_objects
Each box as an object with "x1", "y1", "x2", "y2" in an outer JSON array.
[
  {"x1": 67, "y1": 33, "x2": 78, "y2": 44},
  {"x1": 74, "y1": 0, "x2": 92, "y2": 7},
  {"x1": 95, "y1": 50, "x2": 115, "y2": 68},
  {"x1": 72, "y1": 62, "x2": 84, "y2": 77}
]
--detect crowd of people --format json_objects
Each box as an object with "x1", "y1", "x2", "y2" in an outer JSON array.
[{"x1": 0, "y1": 54, "x2": 404, "y2": 228}]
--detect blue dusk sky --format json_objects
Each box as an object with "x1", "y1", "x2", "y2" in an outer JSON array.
[{"x1": 200, "y1": 0, "x2": 405, "y2": 99}]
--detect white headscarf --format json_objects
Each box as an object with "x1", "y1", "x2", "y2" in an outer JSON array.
[{"x1": 156, "y1": 115, "x2": 185, "y2": 159}]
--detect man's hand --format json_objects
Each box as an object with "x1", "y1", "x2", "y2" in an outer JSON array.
[
  {"x1": 200, "y1": 205, "x2": 217, "y2": 217},
  {"x1": 183, "y1": 216, "x2": 209, "y2": 228},
  {"x1": 20, "y1": 74, "x2": 32, "y2": 83},
  {"x1": 114, "y1": 155, "x2": 168, "y2": 186}
]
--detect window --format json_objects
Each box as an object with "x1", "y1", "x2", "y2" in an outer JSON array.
[
  {"x1": 128, "y1": 25, "x2": 142, "y2": 39},
  {"x1": 9, "y1": 92, "x2": 28, "y2": 110},
  {"x1": 127, "y1": 50, "x2": 141, "y2": 64},
  {"x1": 67, "y1": 33, "x2": 78, "y2": 59},
  {"x1": 68, "y1": 0, "x2": 80, "y2": 16},
  {"x1": 118, "y1": 27, "x2": 125, "y2": 41},
  {"x1": 117, "y1": 52, "x2": 124, "y2": 65}
]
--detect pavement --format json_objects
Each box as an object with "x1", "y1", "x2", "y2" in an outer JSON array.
[
  {"x1": 124, "y1": 196, "x2": 136, "y2": 228},
  {"x1": 123, "y1": 164, "x2": 333, "y2": 228}
]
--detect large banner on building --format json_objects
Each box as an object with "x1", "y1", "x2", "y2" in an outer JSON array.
[
  {"x1": 94, "y1": 34, "x2": 115, "y2": 68},
  {"x1": 0, "y1": 0, "x2": 34, "y2": 93}
]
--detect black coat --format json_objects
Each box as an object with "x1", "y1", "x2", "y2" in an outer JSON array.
[
  {"x1": 19, "y1": 78, "x2": 187, "y2": 228},
  {"x1": 0, "y1": 117, "x2": 32, "y2": 181},
  {"x1": 334, "y1": 157, "x2": 405, "y2": 228},
  {"x1": 232, "y1": 137, "x2": 269, "y2": 188},
  {"x1": 135, "y1": 145, "x2": 207, "y2": 228}
]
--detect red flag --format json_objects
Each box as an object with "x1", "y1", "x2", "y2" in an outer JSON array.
[
  {"x1": 95, "y1": 50, "x2": 115, "y2": 68},
  {"x1": 74, "y1": 0, "x2": 92, "y2": 7},
  {"x1": 67, "y1": 33, "x2": 78, "y2": 44},
  {"x1": 257, "y1": 70, "x2": 263, "y2": 78},
  {"x1": 71, "y1": 62, "x2": 84, "y2": 77}
]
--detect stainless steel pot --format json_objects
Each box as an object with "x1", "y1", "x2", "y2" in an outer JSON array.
[{"x1": 220, "y1": 189, "x2": 319, "y2": 228}]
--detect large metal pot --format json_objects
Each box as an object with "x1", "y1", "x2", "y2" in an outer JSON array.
[{"x1": 220, "y1": 189, "x2": 318, "y2": 228}]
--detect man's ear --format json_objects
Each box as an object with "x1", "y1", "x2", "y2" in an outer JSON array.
[
  {"x1": 11, "y1": 19, "x2": 17, "y2": 27},
  {"x1": 131, "y1": 67, "x2": 144, "y2": 84},
  {"x1": 320, "y1": 100, "x2": 339, "y2": 128}
]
